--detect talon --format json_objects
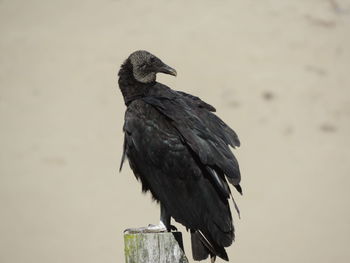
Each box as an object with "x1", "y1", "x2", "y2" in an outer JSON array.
[
  {"x1": 170, "y1": 225, "x2": 178, "y2": 231},
  {"x1": 124, "y1": 223, "x2": 167, "y2": 234}
]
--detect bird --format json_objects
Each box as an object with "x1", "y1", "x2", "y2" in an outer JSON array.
[{"x1": 118, "y1": 50, "x2": 242, "y2": 262}]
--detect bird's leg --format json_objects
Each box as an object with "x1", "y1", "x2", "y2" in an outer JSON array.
[
  {"x1": 146, "y1": 203, "x2": 170, "y2": 231},
  {"x1": 160, "y1": 204, "x2": 177, "y2": 231},
  {"x1": 124, "y1": 204, "x2": 171, "y2": 233},
  {"x1": 160, "y1": 203, "x2": 171, "y2": 230}
]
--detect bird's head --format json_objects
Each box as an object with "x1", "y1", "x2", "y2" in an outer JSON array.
[{"x1": 127, "y1": 50, "x2": 177, "y2": 83}]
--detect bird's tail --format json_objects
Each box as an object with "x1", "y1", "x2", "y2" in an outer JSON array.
[{"x1": 191, "y1": 230, "x2": 228, "y2": 262}]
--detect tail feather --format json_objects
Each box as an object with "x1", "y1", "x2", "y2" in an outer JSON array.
[
  {"x1": 191, "y1": 230, "x2": 229, "y2": 262},
  {"x1": 191, "y1": 230, "x2": 210, "y2": 261}
]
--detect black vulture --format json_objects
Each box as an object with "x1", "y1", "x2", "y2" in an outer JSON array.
[{"x1": 118, "y1": 50, "x2": 242, "y2": 262}]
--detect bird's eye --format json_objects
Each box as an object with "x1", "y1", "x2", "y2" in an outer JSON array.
[{"x1": 149, "y1": 57, "x2": 155, "y2": 63}]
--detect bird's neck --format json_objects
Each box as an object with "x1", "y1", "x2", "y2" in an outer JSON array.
[{"x1": 118, "y1": 60, "x2": 155, "y2": 106}]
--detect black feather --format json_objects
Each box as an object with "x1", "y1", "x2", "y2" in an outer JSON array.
[{"x1": 118, "y1": 51, "x2": 242, "y2": 261}]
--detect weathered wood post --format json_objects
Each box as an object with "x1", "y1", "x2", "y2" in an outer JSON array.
[{"x1": 124, "y1": 232, "x2": 189, "y2": 263}]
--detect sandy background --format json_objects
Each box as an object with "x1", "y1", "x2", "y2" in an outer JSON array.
[{"x1": 1, "y1": 0, "x2": 350, "y2": 262}]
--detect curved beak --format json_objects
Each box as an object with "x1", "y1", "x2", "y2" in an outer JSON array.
[{"x1": 157, "y1": 63, "x2": 177, "y2": 77}]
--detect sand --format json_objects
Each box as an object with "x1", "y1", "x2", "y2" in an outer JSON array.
[{"x1": 1, "y1": 0, "x2": 350, "y2": 262}]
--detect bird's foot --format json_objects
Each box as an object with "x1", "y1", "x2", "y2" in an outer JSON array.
[
  {"x1": 170, "y1": 224, "x2": 178, "y2": 231},
  {"x1": 124, "y1": 221, "x2": 167, "y2": 233}
]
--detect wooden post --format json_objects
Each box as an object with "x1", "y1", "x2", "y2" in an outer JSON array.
[{"x1": 124, "y1": 232, "x2": 189, "y2": 263}]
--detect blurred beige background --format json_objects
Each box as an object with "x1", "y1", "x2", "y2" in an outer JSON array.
[{"x1": 1, "y1": 0, "x2": 350, "y2": 262}]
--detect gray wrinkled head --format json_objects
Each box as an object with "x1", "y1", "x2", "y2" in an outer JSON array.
[{"x1": 128, "y1": 50, "x2": 177, "y2": 83}]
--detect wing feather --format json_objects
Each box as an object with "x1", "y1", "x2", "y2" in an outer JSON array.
[
  {"x1": 122, "y1": 100, "x2": 234, "y2": 253},
  {"x1": 142, "y1": 89, "x2": 241, "y2": 187}
]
